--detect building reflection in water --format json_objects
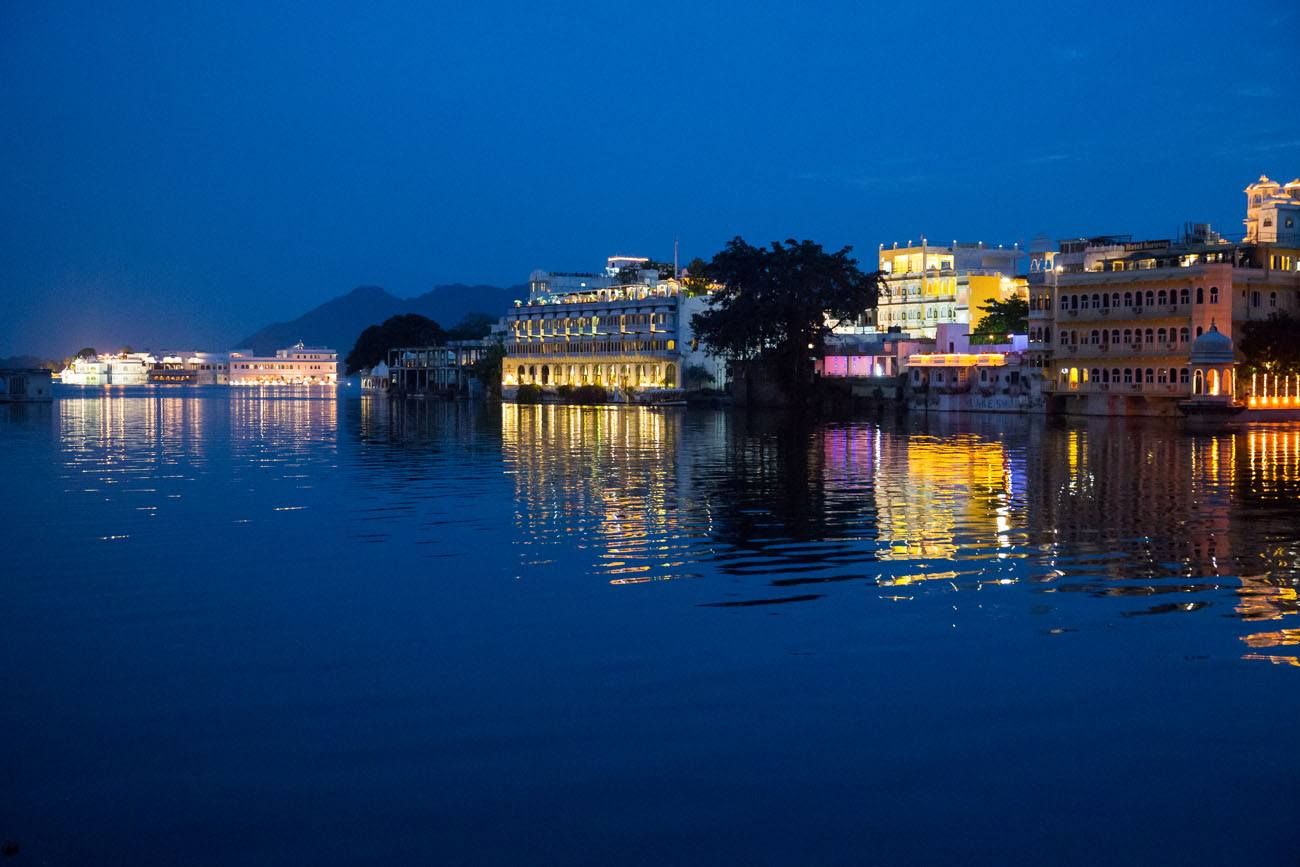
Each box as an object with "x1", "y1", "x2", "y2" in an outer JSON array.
[
  {"x1": 499, "y1": 405, "x2": 1300, "y2": 666},
  {"x1": 501, "y1": 403, "x2": 701, "y2": 584}
]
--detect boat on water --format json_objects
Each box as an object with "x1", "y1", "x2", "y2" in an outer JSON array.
[{"x1": 0, "y1": 369, "x2": 53, "y2": 403}]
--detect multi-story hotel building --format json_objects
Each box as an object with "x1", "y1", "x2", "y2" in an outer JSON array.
[
  {"x1": 1035, "y1": 176, "x2": 1300, "y2": 414},
  {"x1": 227, "y1": 343, "x2": 338, "y2": 386},
  {"x1": 875, "y1": 241, "x2": 1026, "y2": 340},
  {"x1": 502, "y1": 256, "x2": 723, "y2": 396}
]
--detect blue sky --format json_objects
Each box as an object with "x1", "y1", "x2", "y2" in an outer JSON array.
[{"x1": 2, "y1": 0, "x2": 1297, "y2": 356}]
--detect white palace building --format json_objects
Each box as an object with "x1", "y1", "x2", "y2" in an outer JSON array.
[{"x1": 501, "y1": 256, "x2": 724, "y2": 397}]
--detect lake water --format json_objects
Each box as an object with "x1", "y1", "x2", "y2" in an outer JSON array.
[{"x1": 4, "y1": 389, "x2": 1299, "y2": 865}]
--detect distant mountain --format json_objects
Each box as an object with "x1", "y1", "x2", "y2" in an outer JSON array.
[{"x1": 237, "y1": 283, "x2": 525, "y2": 356}]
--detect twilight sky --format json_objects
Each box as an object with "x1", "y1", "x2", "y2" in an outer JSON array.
[{"x1": 2, "y1": 0, "x2": 1297, "y2": 357}]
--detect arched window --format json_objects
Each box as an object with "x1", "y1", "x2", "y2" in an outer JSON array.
[
  {"x1": 1092, "y1": 293, "x2": 1101, "y2": 308},
  {"x1": 1196, "y1": 287, "x2": 1204, "y2": 304},
  {"x1": 1179, "y1": 327, "x2": 1190, "y2": 343},
  {"x1": 1144, "y1": 290, "x2": 1155, "y2": 307},
  {"x1": 517, "y1": 365, "x2": 525, "y2": 381},
  {"x1": 1179, "y1": 288, "x2": 1189, "y2": 305},
  {"x1": 1180, "y1": 368, "x2": 1190, "y2": 385},
  {"x1": 1111, "y1": 293, "x2": 1120, "y2": 308},
  {"x1": 1145, "y1": 368, "x2": 1154, "y2": 384},
  {"x1": 1059, "y1": 294, "x2": 1069, "y2": 310},
  {"x1": 1111, "y1": 329, "x2": 1120, "y2": 344},
  {"x1": 1090, "y1": 368, "x2": 1100, "y2": 382},
  {"x1": 1124, "y1": 368, "x2": 1133, "y2": 384},
  {"x1": 1124, "y1": 291, "x2": 1134, "y2": 307},
  {"x1": 1210, "y1": 286, "x2": 1219, "y2": 303},
  {"x1": 1113, "y1": 367, "x2": 1121, "y2": 383},
  {"x1": 1080, "y1": 294, "x2": 1090, "y2": 309},
  {"x1": 1070, "y1": 330, "x2": 1078, "y2": 345},
  {"x1": 1193, "y1": 369, "x2": 1204, "y2": 394},
  {"x1": 1196, "y1": 326, "x2": 1204, "y2": 337},
  {"x1": 1123, "y1": 329, "x2": 1133, "y2": 344},
  {"x1": 1158, "y1": 368, "x2": 1169, "y2": 384},
  {"x1": 1208, "y1": 369, "x2": 1220, "y2": 395},
  {"x1": 540, "y1": 365, "x2": 550, "y2": 384},
  {"x1": 1158, "y1": 290, "x2": 1168, "y2": 305},
  {"x1": 1070, "y1": 294, "x2": 1079, "y2": 310},
  {"x1": 1060, "y1": 331, "x2": 1070, "y2": 346},
  {"x1": 1090, "y1": 330, "x2": 1101, "y2": 344},
  {"x1": 1270, "y1": 291, "x2": 1278, "y2": 308},
  {"x1": 1144, "y1": 328, "x2": 1154, "y2": 344},
  {"x1": 1157, "y1": 328, "x2": 1168, "y2": 343}
]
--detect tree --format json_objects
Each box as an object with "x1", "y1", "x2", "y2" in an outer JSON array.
[
  {"x1": 470, "y1": 341, "x2": 507, "y2": 396},
  {"x1": 446, "y1": 312, "x2": 497, "y2": 341},
  {"x1": 972, "y1": 296, "x2": 1029, "y2": 343},
  {"x1": 75, "y1": 347, "x2": 97, "y2": 359},
  {"x1": 1240, "y1": 312, "x2": 1300, "y2": 376},
  {"x1": 682, "y1": 257, "x2": 713, "y2": 297},
  {"x1": 690, "y1": 237, "x2": 881, "y2": 397},
  {"x1": 345, "y1": 314, "x2": 444, "y2": 373}
]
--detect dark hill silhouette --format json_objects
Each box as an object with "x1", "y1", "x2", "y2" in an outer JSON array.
[{"x1": 237, "y1": 283, "x2": 524, "y2": 356}]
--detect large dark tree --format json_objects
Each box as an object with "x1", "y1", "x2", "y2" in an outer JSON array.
[
  {"x1": 690, "y1": 237, "x2": 881, "y2": 396},
  {"x1": 1239, "y1": 312, "x2": 1300, "y2": 375},
  {"x1": 972, "y1": 296, "x2": 1029, "y2": 343},
  {"x1": 345, "y1": 313, "x2": 444, "y2": 373},
  {"x1": 445, "y1": 312, "x2": 497, "y2": 341}
]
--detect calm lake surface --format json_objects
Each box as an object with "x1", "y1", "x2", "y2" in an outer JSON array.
[{"x1": 4, "y1": 388, "x2": 1300, "y2": 865}]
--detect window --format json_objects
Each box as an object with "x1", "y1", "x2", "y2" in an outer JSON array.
[
  {"x1": 1145, "y1": 368, "x2": 1154, "y2": 384},
  {"x1": 1179, "y1": 327, "x2": 1190, "y2": 343},
  {"x1": 1158, "y1": 290, "x2": 1168, "y2": 306},
  {"x1": 1179, "y1": 288, "x2": 1189, "y2": 305},
  {"x1": 1196, "y1": 287, "x2": 1204, "y2": 304},
  {"x1": 1091, "y1": 330, "x2": 1101, "y2": 345},
  {"x1": 1111, "y1": 293, "x2": 1120, "y2": 308},
  {"x1": 1270, "y1": 291, "x2": 1277, "y2": 308},
  {"x1": 1124, "y1": 368, "x2": 1133, "y2": 384},
  {"x1": 1144, "y1": 291, "x2": 1155, "y2": 307},
  {"x1": 1210, "y1": 286, "x2": 1219, "y2": 303},
  {"x1": 1124, "y1": 292, "x2": 1134, "y2": 307},
  {"x1": 1252, "y1": 291, "x2": 1260, "y2": 307}
]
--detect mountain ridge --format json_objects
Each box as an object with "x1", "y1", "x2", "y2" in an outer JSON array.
[{"x1": 237, "y1": 283, "x2": 525, "y2": 356}]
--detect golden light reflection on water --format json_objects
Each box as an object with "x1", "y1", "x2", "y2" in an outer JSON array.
[
  {"x1": 501, "y1": 403, "x2": 697, "y2": 583},
  {"x1": 498, "y1": 405, "x2": 1300, "y2": 666}
]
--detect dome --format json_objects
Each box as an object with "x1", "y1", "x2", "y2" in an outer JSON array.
[{"x1": 1189, "y1": 323, "x2": 1234, "y2": 365}]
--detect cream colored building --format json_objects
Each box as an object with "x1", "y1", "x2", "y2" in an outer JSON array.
[
  {"x1": 228, "y1": 343, "x2": 338, "y2": 386},
  {"x1": 502, "y1": 258, "x2": 724, "y2": 396}
]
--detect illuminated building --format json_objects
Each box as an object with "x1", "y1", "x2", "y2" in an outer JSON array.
[
  {"x1": 502, "y1": 255, "x2": 723, "y2": 396},
  {"x1": 152, "y1": 351, "x2": 230, "y2": 385},
  {"x1": 1035, "y1": 177, "x2": 1300, "y2": 415},
  {"x1": 60, "y1": 352, "x2": 153, "y2": 385},
  {"x1": 228, "y1": 343, "x2": 338, "y2": 386},
  {"x1": 874, "y1": 240, "x2": 1026, "y2": 339},
  {"x1": 1243, "y1": 175, "x2": 1300, "y2": 249}
]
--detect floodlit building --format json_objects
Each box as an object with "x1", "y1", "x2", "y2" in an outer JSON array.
[
  {"x1": 60, "y1": 352, "x2": 153, "y2": 385},
  {"x1": 502, "y1": 255, "x2": 724, "y2": 397},
  {"x1": 152, "y1": 352, "x2": 230, "y2": 385},
  {"x1": 874, "y1": 240, "x2": 1026, "y2": 339},
  {"x1": 1036, "y1": 180, "x2": 1300, "y2": 415},
  {"x1": 1243, "y1": 175, "x2": 1300, "y2": 248},
  {"x1": 228, "y1": 343, "x2": 338, "y2": 386}
]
